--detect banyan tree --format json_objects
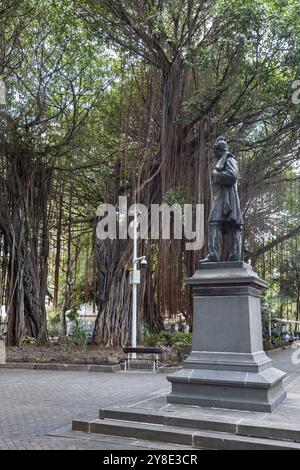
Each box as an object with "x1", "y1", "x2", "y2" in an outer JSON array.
[
  {"x1": 80, "y1": 0, "x2": 300, "y2": 345},
  {"x1": 0, "y1": 0, "x2": 300, "y2": 345}
]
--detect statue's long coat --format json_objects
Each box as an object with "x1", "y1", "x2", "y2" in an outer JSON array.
[{"x1": 208, "y1": 151, "x2": 244, "y2": 228}]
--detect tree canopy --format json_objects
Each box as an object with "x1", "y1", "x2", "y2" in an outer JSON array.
[{"x1": 0, "y1": 0, "x2": 300, "y2": 345}]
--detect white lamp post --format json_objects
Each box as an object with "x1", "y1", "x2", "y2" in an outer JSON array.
[
  {"x1": 269, "y1": 309, "x2": 272, "y2": 350},
  {"x1": 129, "y1": 206, "x2": 147, "y2": 359}
]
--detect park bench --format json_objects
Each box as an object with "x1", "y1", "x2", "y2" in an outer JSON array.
[{"x1": 123, "y1": 347, "x2": 163, "y2": 372}]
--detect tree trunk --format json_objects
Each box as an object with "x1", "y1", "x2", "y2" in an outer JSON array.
[
  {"x1": 93, "y1": 237, "x2": 132, "y2": 346},
  {"x1": 60, "y1": 178, "x2": 73, "y2": 335},
  {"x1": 3, "y1": 150, "x2": 50, "y2": 346},
  {"x1": 54, "y1": 179, "x2": 64, "y2": 310}
]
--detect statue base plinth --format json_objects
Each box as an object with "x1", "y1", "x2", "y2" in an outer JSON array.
[{"x1": 167, "y1": 262, "x2": 286, "y2": 412}]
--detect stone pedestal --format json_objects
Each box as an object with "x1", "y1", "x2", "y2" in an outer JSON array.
[
  {"x1": 0, "y1": 337, "x2": 6, "y2": 364},
  {"x1": 167, "y1": 262, "x2": 286, "y2": 412}
]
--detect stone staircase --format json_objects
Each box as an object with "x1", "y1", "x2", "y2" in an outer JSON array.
[{"x1": 72, "y1": 407, "x2": 300, "y2": 450}]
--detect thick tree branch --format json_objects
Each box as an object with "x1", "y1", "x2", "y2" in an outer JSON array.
[{"x1": 251, "y1": 225, "x2": 300, "y2": 267}]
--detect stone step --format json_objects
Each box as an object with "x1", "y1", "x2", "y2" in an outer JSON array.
[
  {"x1": 99, "y1": 408, "x2": 236, "y2": 433},
  {"x1": 98, "y1": 407, "x2": 300, "y2": 444},
  {"x1": 72, "y1": 418, "x2": 300, "y2": 450}
]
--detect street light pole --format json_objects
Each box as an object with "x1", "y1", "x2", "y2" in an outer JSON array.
[
  {"x1": 129, "y1": 206, "x2": 147, "y2": 360},
  {"x1": 131, "y1": 206, "x2": 138, "y2": 359},
  {"x1": 269, "y1": 309, "x2": 272, "y2": 350}
]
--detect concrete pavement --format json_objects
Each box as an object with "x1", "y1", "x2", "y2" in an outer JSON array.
[{"x1": 0, "y1": 347, "x2": 298, "y2": 449}]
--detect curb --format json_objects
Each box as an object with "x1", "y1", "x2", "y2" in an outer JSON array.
[
  {"x1": 267, "y1": 345, "x2": 293, "y2": 354},
  {"x1": 0, "y1": 362, "x2": 182, "y2": 373}
]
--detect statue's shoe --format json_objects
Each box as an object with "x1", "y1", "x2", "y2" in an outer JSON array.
[{"x1": 199, "y1": 255, "x2": 219, "y2": 263}]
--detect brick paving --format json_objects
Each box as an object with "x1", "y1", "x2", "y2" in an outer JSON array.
[
  {"x1": 0, "y1": 433, "x2": 185, "y2": 450},
  {"x1": 0, "y1": 368, "x2": 173, "y2": 449},
  {"x1": 0, "y1": 347, "x2": 297, "y2": 450}
]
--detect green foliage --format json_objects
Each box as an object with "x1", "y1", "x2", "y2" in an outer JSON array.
[
  {"x1": 66, "y1": 307, "x2": 87, "y2": 347},
  {"x1": 47, "y1": 307, "x2": 61, "y2": 338},
  {"x1": 143, "y1": 331, "x2": 192, "y2": 353},
  {"x1": 261, "y1": 293, "x2": 286, "y2": 350},
  {"x1": 261, "y1": 294, "x2": 276, "y2": 331},
  {"x1": 139, "y1": 320, "x2": 151, "y2": 345},
  {"x1": 279, "y1": 252, "x2": 300, "y2": 303},
  {"x1": 257, "y1": 245, "x2": 300, "y2": 325},
  {"x1": 263, "y1": 334, "x2": 285, "y2": 351},
  {"x1": 22, "y1": 336, "x2": 38, "y2": 346},
  {"x1": 2, "y1": 0, "x2": 300, "y2": 347},
  {"x1": 163, "y1": 186, "x2": 193, "y2": 205}
]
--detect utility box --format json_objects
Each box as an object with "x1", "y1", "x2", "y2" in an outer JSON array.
[{"x1": 129, "y1": 270, "x2": 141, "y2": 285}]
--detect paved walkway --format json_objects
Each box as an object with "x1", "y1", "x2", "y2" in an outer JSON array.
[{"x1": 0, "y1": 347, "x2": 298, "y2": 450}]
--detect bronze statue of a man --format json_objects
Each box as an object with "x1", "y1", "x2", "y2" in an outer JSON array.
[{"x1": 201, "y1": 136, "x2": 243, "y2": 262}]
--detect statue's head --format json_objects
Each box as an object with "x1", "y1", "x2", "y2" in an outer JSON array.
[{"x1": 213, "y1": 136, "x2": 228, "y2": 159}]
